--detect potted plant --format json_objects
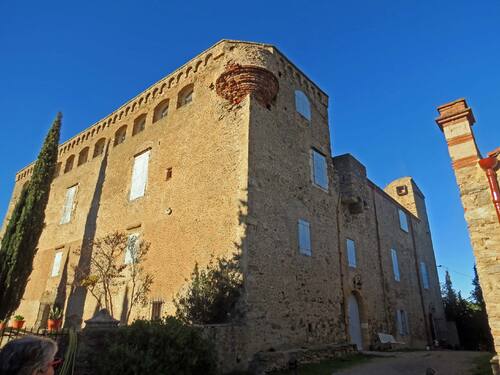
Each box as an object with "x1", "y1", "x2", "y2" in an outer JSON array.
[
  {"x1": 11, "y1": 315, "x2": 25, "y2": 330},
  {"x1": 0, "y1": 319, "x2": 7, "y2": 330},
  {"x1": 47, "y1": 306, "x2": 63, "y2": 331}
]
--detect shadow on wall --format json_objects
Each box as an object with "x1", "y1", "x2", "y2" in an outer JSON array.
[{"x1": 64, "y1": 141, "x2": 110, "y2": 328}]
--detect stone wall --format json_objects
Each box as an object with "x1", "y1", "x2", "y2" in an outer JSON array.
[{"x1": 435, "y1": 98, "x2": 500, "y2": 367}]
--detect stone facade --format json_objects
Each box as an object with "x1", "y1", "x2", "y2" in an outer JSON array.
[
  {"x1": 1, "y1": 40, "x2": 446, "y2": 370},
  {"x1": 435, "y1": 99, "x2": 500, "y2": 372}
]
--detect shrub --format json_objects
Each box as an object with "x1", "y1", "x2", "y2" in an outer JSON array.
[
  {"x1": 94, "y1": 317, "x2": 217, "y2": 375},
  {"x1": 174, "y1": 254, "x2": 243, "y2": 324}
]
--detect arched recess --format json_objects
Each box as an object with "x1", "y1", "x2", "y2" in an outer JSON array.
[
  {"x1": 64, "y1": 155, "x2": 75, "y2": 173},
  {"x1": 347, "y1": 293, "x2": 363, "y2": 350},
  {"x1": 93, "y1": 138, "x2": 106, "y2": 158},
  {"x1": 177, "y1": 84, "x2": 194, "y2": 108},
  {"x1": 78, "y1": 147, "x2": 89, "y2": 166},
  {"x1": 114, "y1": 125, "x2": 127, "y2": 146},
  {"x1": 132, "y1": 114, "x2": 147, "y2": 136},
  {"x1": 153, "y1": 99, "x2": 169, "y2": 123}
]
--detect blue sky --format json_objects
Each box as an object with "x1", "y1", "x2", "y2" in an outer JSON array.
[{"x1": 1, "y1": 0, "x2": 499, "y2": 296}]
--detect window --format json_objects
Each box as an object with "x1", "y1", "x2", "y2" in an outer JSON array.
[
  {"x1": 64, "y1": 155, "x2": 75, "y2": 173},
  {"x1": 347, "y1": 239, "x2": 357, "y2": 268},
  {"x1": 60, "y1": 185, "x2": 78, "y2": 224},
  {"x1": 398, "y1": 209, "x2": 408, "y2": 232},
  {"x1": 391, "y1": 248, "x2": 400, "y2": 282},
  {"x1": 51, "y1": 251, "x2": 63, "y2": 277},
  {"x1": 295, "y1": 90, "x2": 311, "y2": 121},
  {"x1": 396, "y1": 309, "x2": 409, "y2": 336},
  {"x1": 298, "y1": 219, "x2": 311, "y2": 256},
  {"x1": 133, "y1": 115, "x2": 146, "y2": 136},
  {"x1": 130, "y1": 150, "x2": 151, "y2": 200},
  {"x1": 153, "y1": 100, "x2": 169, "y2": 123},
  {"x1": 311, "y1": 149, "x2": 328, "y2": 190},
  {"x1": 151, "y1": 299, "x2": 163, "y2": 320},
  {"x1": 420, "y1": 261, "x2": 430, "y2": 289},
  {"x1": 177, "y1": 84, "x2": 194, "y2": 108},
  {"x1": 114, "y1": 125, "x2": 127, "y2": 146},
  {"x1": 93, "y1": 138, "x2": 106, "y2": 158},
  {"x1": 125, "y1": 233, "x2": 139, "y2": 265},
  {"x1": 78, "y1": 147, "x2": 89, "y2": 166}
]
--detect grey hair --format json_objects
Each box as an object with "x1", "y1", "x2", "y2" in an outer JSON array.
[{"x1": 0, "y1": 336, "x2": 58, "y2": 375}]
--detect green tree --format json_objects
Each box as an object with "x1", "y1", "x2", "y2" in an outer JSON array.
[
  {"x1": 0, "y1": 113, "x2": 62, "y2": 319},
  {"x1": 470, "y1": 266, "x2": 494, "y2": 351},
  {"x1": 174, "y1": 254, "x2": 243, "y2": 324},
  {"x1": 442, "y1": 270, "x2": 458, "y2": 321}
]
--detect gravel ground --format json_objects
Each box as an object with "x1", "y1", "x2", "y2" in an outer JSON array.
[{"x1": 334, "y1": 350, "x2": 486, "y2": 375}]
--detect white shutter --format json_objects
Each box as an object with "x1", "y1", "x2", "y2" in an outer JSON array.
[
  {"x1": 51, "y1": 251, "x2": 63, "y2": 277},
  {"x1": 347, "y1": 239, "x2": 356, "y2": 268},
  {"x1": 60, "y1": 185, "x2": 77, "y2": 224},
  {"x1": 295, "y1": 90, "x2": 311, "y2": 120},
  {"x1": 125, "y1": 233, "x2": 139, "y2": 264},
  {"x1": 130, "y1": 150, "x2": 150, "y2": 200},
  {"x1": 391, "y1": 249, "x2": 400, "y2": 281},
  {"x1": 298, "y1": 219, "x2": 311, "y2": 256},
  {"x1": 420, "y1": 262, "x2": 429, "y2": 289},
  {"x1": 312, "y1": 150, "x2": 328, "y2": 190}
]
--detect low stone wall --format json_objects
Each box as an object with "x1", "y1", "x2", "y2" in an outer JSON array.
[{"x1": 249, "y1": 343, "x2": 356, "y2": 375}]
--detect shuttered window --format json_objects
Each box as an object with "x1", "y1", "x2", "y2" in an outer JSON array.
[
  {"x1": 298, "y1": 219, "x2": 311, "y2": 256},
  {"x1": 398, "y1": 209, "x2": 409, "y2": 232},
  {"x1": 420, "y1": 261, "x2": 430, "y2": 289},
  {"x1": 396, "y1": 309, "x2": 409, "y2": 336},
  {"x1": 51, "y1": 251, "x2": 63, "y2": 277},
  {"x1": 125, "y1": 233, "x2": 139, "y2": 265},
  {"x1": 60, "y1": 185, "x2": 78, "y2": 224},
  {"x1": 311, "y1": 150, "x2": 328, "y2": 190},
  {"x1": 295, "y1": 90, "x2": 311, "y2": 121},
  {"x1": 347, "y1": 239, "x2": 357, "y2": 268},
  {"x1": 391, "y1": 248, "x2": 400, "y2": 282},
  {"x1": 130, "y1": 150, "x2": 150, "y2": 200}
]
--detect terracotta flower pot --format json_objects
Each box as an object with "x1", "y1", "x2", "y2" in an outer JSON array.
[
  {"x1": 11, "y1": 320, "x2": 25, "y2": 330},
  {"x1": 47, "y1": 319, "x2": 62, "y2": 331}
]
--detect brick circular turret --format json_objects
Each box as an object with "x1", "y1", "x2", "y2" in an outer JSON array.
[{"x1": 216, "y1": 64, "x2": 279, "y2": 107}]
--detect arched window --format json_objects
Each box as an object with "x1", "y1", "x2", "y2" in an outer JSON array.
[
  {"x1": 177, "y1": 84, "x2": 194, "y2": 108},
  {"x1": 132, "y1": 114, "x2": 147, "y2": 136},
  {"x1": 153, "y1": 99, "x2": 169, "y2": 123},
  {"x1": 295, "y1": 90, "x2": 311, "y2": 121},
  {"x1": 114, "y1": 125, "x2": 127, "y2": 146},
  {"x1": 78, "y1": 147, "x2": 89, "y2": 166},
  {"x1": 93, "y1": 138, "x2": 106, "y2": 158},
  {"x1": 64, "y1": 155, "x2": 75, "y2": 173}
]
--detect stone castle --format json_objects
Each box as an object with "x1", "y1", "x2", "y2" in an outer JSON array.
[
  {"x1": 2, "y1": 40, "x2": 447, "y2": 370},
  {"x1": 435, "y1": 99, "x2": 500, "y2": 373}
]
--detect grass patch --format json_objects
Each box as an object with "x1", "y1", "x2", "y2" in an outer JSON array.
[
  {"x1": 271, "y1": 354, "x2": 373, "y2": 375},
  {"x1": 470, "y1": 353, "x2": 494, "y2": 375}
]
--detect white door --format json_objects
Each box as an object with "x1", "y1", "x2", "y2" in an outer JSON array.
[{"x1": 348, "y1": 294, "x2": 363, "y2": 350}]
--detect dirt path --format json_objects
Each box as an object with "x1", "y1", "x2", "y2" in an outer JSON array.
[{"x1": 335, "y1": 351, "x2": 486, "y2": 375}]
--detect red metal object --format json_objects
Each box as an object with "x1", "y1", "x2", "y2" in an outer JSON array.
[{"x1": 479, "y1": 156, "x2": 500, "y2": 223}]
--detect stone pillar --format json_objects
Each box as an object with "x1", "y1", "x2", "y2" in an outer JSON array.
[{"x1": 435, "y1": 99, "x2": 500, "y2": 363}]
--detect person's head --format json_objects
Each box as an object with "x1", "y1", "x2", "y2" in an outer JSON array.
[{"x1": 0, "y1": 336, "x2": 59, "y2": 375}]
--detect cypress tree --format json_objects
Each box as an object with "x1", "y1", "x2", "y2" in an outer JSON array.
[{"x1": 0, "y1": 113, "x2": 62, "y2": 319}]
